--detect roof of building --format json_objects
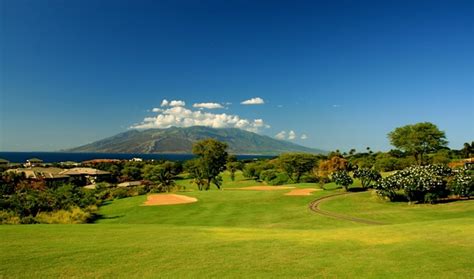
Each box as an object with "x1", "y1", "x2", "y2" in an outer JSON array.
[
  {"x1": 59, "y1": 167, "x2": 110, "y2": 175},
  {"x1": 27, "y1": 158, "x2": 43, "y2": 163},
  {"x1": 9, "y1": 167, "x2": 69, "y2": 179}
]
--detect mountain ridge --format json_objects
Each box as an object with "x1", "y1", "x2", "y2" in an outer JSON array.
[{"x1": 66, "y1": 126, "x2": 326, "y2": 155}]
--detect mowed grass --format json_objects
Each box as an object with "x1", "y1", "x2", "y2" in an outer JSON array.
[{"x1": 1, "y1": 172, "x2": 473, "y2": 278}]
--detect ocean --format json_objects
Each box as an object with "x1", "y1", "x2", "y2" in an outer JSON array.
[{"x1": 0, "y1": 152, "x2": 273, "y2": 163}]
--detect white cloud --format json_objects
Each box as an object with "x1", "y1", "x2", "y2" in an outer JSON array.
[
  {"x1": 132, "y1": 105, "x2": 269, "y2": 133},
  {"x1": 275, "y1": 131, "x2": 287, "y2": 140},
  {"x1": 275, "y1": 130, "x2": 303, "y2": 141},
  {"x1": 161, "y1": 99, "x2": 185, "y2": 107},
  {"x1": 169, "y1": 100, "x2": 185, "y2": 107},
  {"x1": 288, "y1": 130, "x2": 296, "y2": 140},
  {"x1": 193, "y1": 102, "x2": 224, "y2": 109},
  {"x1": 241, "y1": 97, "x2": 265, "y2": 105},
  {"x1": 152, "y1": 108, "x2": 162, "y2": 112}
]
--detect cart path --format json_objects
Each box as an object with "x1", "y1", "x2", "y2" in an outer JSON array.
[{"x1": 308, "y1": 192, "x2": 387, "y2": 225}]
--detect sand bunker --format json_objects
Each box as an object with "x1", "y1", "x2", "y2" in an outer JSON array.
[
  {"x1": 143, "y1": 194, "x2": 198, "y2": 206},
  {"x1": 284, "y1": 188, "x2": 322, "y2": 196},
  {"x1": 234, "y1": 186, "x2": 295, "y2": 191}
]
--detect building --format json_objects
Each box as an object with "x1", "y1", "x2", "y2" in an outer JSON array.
[
  {"x1": 130, "y1": 157, "x2": 143, "y2": 162},
  {"x1": 59, "y1": 167, "x2": 111, "y2": 185},
  {"x1": 25, "y1": 158, "x2": 43, "y2": 167}
]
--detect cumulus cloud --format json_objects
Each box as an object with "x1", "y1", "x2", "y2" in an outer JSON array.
[
  {"x1": 275, "y1": 131, "x2": 287, "y2": 140},
  {"x1": 193, "y1": 102, "x2": 224, "y2": 109},
  {"x1": 161, "y1": 99, "x2": 185, "y2": 107},
  {"x1": 241, "y1": 97, "x2": 265, "y2": 105},
  {"x1": 276, "y1": 130, "x2": 304, "y2": 141},
  {"x1": 288, "y1": 130, "x2": 296, "y2": 140},
  {"x1": 132, "y1": 102, "x2": 269, "y2": 133},
  {"x1": 152, "y1": 108, "x2": 162, "y2": 112}
]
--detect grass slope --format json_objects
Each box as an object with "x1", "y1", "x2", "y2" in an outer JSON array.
[{"x1": 1, "y1": 172, "x2": 473, "y2": 278}]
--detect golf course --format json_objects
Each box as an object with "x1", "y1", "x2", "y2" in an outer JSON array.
[{"x1": 1, "y1": 172, "x2": 473, "y2": 278}]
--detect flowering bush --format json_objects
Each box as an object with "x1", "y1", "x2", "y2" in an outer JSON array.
[
  {"x1": 332, "y1": 170, "x2": 353, "y2": 191},
  {"x1": 353, "y1": 168, "x2": 382, "y2": 189},
  {"x1": 375, "y1": 164, "x2": 452, "y2": 203},
  {"x1": 449, "y1": 166, "x2": 474, "y2": 198}
]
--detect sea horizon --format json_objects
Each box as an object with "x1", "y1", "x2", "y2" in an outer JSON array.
[{"x1": 0, "y1": 151, "x2": 273, "y2": 163}]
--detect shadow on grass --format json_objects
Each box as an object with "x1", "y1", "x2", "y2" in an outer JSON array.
[{"x1": 347, "y1": 187, "x2": 367, "y2": 193}]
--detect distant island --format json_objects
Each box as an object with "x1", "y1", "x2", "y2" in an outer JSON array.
[{"x1": 66, "y1": 126, "x2": 326, "y2": 155}]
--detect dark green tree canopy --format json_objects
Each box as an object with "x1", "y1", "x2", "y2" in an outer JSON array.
[
  {"x1": 192, "y1": 138, "x2": 229, "y2": 190},
  {"x1": 277, "y1": 153, "x2": 319, "y2": 183},
  {"x1": 388, "y1": 122, "x2": 447, "y2": 164}
]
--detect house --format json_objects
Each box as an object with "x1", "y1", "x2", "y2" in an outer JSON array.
[
  {"x1": 8, "y1": 167, "x2": 70, "y2": 185},
  {"x1": 25, "y1": 158, "x2": 43, "y2": 167},
  {"x1": 59, "y1": 167, "x2": 111, "y2": 185},
  {"x1": 130, "y1": 157, "x2": 143, "y2": 162}
]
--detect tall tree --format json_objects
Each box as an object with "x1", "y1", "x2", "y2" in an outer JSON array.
[
  {"x1": 388, "y1": 122, "x2": 448, "y2": 165},
  {"x1": 192, "y1": 139, "x2": 228, "y2": 190},
  {"x1": 278, "y1": 153, "x2": 318, "y2": 183}
]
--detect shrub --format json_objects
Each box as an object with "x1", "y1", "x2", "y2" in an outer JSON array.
[
  {"x1": 375, "y1": 164, "x2": 452, "y2": 203},
  {"x1": 332, "y1": 170, "x2": 353, "y2": 191},
  {"x1": 0, "y1": 210, "x2": 21, "y2": 224},
  {"x1": 268, "y1": 173, "x2": 291, "y2": 185},
  {"x1": 449, "y1": 166, "x2": 474, "y2": 198},
  {"x1": 353, "y1": 168, "x2": 381, "y2": 189},
  {"x1": 35, "y1": 206, "x2": 96, "y2": 224},
  {"x1": 299, "y1": 174, "x2": 319, "y2": 183}
]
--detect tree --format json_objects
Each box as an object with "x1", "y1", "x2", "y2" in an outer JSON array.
[
  {"x1": 278, "y1": 153, "x2": 318, "y2": 183},
  {"x1": 461, "y1": 142, "x2": 474, "y2": 158},
  {"x1": 121, "y1": 166, "x2": 142, "y2": 181},
  {"x1": 184, "y1": 159, "x2": 207, "y2": 191},
  {"x1": 192, "y1": 139, "x2": 228, "y2": 190},
  {"x1": 388, "y1": 122, "x2": 448, "y2": 165},
  {"x1": 142, "y1": 162, "x2": 179, "y2": 192},
  {"x1": 353, "y1": 168, "x2": 382, "y2": 189},
  {"x1": 332, "y1": 170, "x2": 353, "y2": 191},
  {"x1": 315, "y1": 156, "x2": 349, "y2": 178},
  {"x1": 226, "y1": 161, "x2": 242, "y2": 181}
]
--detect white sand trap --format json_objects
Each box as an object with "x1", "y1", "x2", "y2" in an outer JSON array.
[
  {"x1": 143, "y1": 194, "x2": 198, "y2": 206},
  {"x1": 284, "y1": 188, "x2": 322, "y2": 196},
  {"x1": 234, "y1": 186, "x2": 295, "y2": 191}
]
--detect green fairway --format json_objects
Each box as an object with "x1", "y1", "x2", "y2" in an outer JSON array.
[{"x1": 1, "y1": 174, "x2": 473, "y2": 278}]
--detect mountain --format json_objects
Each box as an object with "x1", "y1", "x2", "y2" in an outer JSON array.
[{"x1": 66, "y1": 126, "x2": 326, "y2": 155}]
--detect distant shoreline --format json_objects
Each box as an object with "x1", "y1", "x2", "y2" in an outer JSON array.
[{"x1": 0, "y1": 151, "x2": 274, "y2": 163}]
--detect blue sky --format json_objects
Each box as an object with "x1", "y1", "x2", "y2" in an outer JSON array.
[{"x1": 1, "y1": 0, "x2": 473, "y2": 152}]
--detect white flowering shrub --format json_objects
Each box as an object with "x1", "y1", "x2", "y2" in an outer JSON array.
[
  {"x1": 449, "y1": 165, "x2": 474, "y2": 198},
  {"x1": 375, "y1": 164, "x2": 452, "y2": 203},
  {"x1": 332, "y1": 170, "x2": 353, "y2": 191},
  {"x1": 353, "y1": 168, "x2": 382, "y2": 189}
]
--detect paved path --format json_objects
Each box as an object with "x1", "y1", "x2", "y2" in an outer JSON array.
[{"x1": 308, "y1": 192, "x2": 386, "y2": 225}]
